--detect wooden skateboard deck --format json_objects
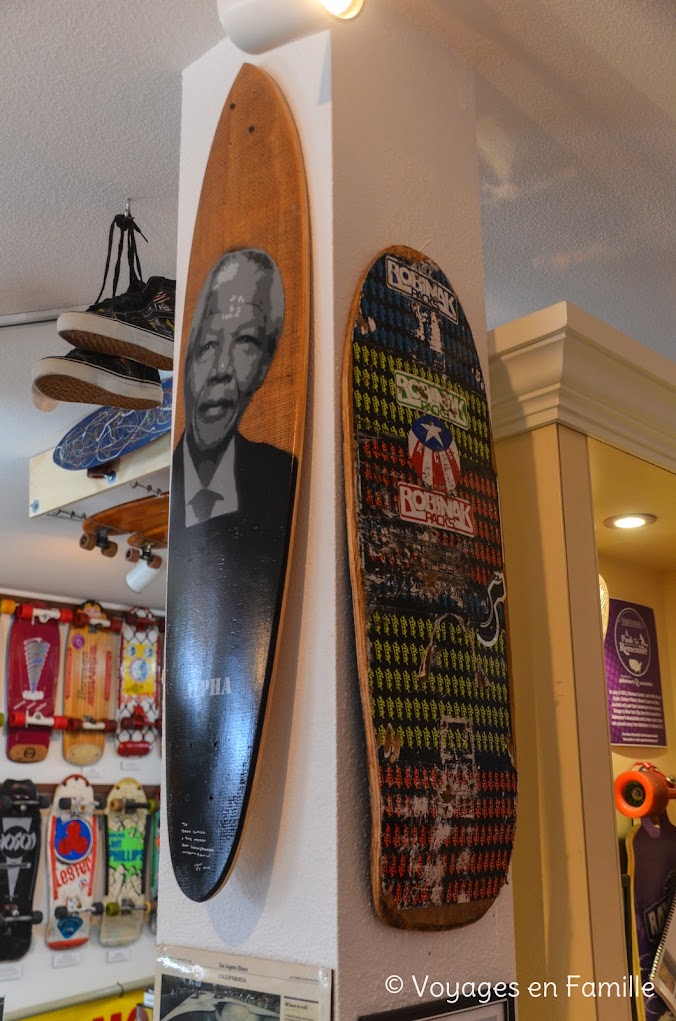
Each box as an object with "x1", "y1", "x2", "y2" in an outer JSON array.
[
  {"x1": 165, "y1": 63, "x2": 310, "y2": 901},
  {"x1": 117, "y1": 610, "x2": 160, "y2": 757},
  {"x1": 6, "y1": 611, "x2": 59, "y2": 762},
  {"x1": 0, "y1": 779, "x2": 42, "y2": 960},
  {"x1": 63, "y1": 602, "x2": 116, "y2": 765},
  {"x1": 343, "y1": 247, "x2": 518, "y2": 929},
  {"x1": 46, "y1": 774, "x2": 100, "y2": 949},
  {"x1": 625, "y1": 815, "x2": 676, "y2": 1021},
  {"x1": 100, "y1": 778, "x2": 149, "y2": 946},
  {"x1": 80, "y1": 493, "x2": 169, "y2": 561}
]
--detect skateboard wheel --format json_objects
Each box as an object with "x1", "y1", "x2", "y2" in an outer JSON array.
[
  {"x1": 125, "y1": 548, "x2": 141, "y2": 563},
  {"x1": 32, "y1": 910, "x2": 43, "y2": 925},
  {"x1": 0, "y1": 796, "x2": 13, "y2": 813},
  {"x1": 102, "y1": 541, "x2": 118, "y2": 558},
  {"x1": 149, "y1": 554, "x2": 162, "y2": 570},
  {"x1": 615, "y1": 767, "x2": 670, "y2": 817},
  {"x1": 38, "y1": 794, "x2": 51, "y2": 809},
  {"x1": 92, "y1": 901, "x2": 104, "y2": 916},
  {"x1": 80, "y1": 534, "x2": 97, "y2": 551},
  {"x1": 105, "y1": 902, "x2": 121, "y2": 916},
  {"x1": 58, "y1": 797, "x2": 72, "y2": 811},
  {"x1": 55, "y1": 906, "x2": 69, "y2": 920}
]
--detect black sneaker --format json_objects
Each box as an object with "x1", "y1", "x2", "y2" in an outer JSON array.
[
  {"x1": 32, "y1": 348, "x2": 162, "y2": 410},
  {"x1": 57, "y1": 212, "x2": 175, "y2": 370}
]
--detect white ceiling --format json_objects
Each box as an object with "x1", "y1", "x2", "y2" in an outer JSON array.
[{"x1": 0, "y1": 0, "x2": 673, "y2": 608}]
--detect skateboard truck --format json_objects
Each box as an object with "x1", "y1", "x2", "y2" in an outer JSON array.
[
  {"x1": 0, "y1": 906, "x2": 43, "y2": 929},
  {"x1": 109, "y1": 797, "x2": 156, "y2": 813},
  {"x1": 58, "y1": 796, "x2": 103, "y2": 813},
  {"x1": 55, "y1": 901, "x2": 103, "y2": 920},
  {"x1": 105, "y1": 898, "x2": 149, "y2": 917},
  {"x1": 9, "y1": 711, "x2": 117, "y2": 733},
  {"x1": 0, "y1": 792, "x2": 49, "y2": 813},
  {"x1": 615, "y1": 762, "x2": 676, "y2": 818}
]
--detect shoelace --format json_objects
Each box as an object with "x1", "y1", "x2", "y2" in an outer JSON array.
[{"x1": 95, "y1": 213, "x2": 149, "y2": 303}]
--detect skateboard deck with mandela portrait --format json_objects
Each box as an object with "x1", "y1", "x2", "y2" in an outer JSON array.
[
  {"x1": 164, "y1": 63, "x2": 310, "y2": 902},
  {"x1": 343, "y1": 246, "x2": 518, "y2": 929}
]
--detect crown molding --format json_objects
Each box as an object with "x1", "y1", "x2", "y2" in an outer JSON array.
[{"x1": 487, "y1": 301, "x2": 676, "y2": 473}]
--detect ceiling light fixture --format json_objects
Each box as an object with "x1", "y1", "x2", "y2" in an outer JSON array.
[
  {"x1": 218, "y1": 0, "x2": 365, "y2": 54},
  {"x1": 603, "y1": 514, "x2": 657, "y2": 530}
]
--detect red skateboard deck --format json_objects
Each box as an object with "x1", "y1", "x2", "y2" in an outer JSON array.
[
  {"x1": 63, "y1": 602, "x2": 116, "y2": 765},
  {"x1": 116, "y1": 609, "x2": 160, "y2": 757},
  {"x1": 6, "y1": 612, "x2": 59, "y2": 763}
]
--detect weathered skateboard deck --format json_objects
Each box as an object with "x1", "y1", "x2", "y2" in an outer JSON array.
[
  {"x1": 343, "y1": 247, "x2": 518, "y2": 929},
  {"x1": 6, "y1": 610, "x2": 59, "y2": 762},
  {"x1": 147, "y1": 790, "x2": 160, "y2": 934},
  {"x1": 47, "y1": 774, "x2": 101, "y2": 949},
  {"x1": 54, "y1": 376, "x2": 172, "y2": 472},
  {"x1": 165, "y1": 63, "x2": 310, "y2": 901},
  {"x1": 626, "y1": 815, "x2": 676, "y2": 1021},
  {"x1": 100, "y1": 778, "x2": 149, "y2": 946},
  {"x1": 80, "y1": 493, "x2": 169, "y2": 564},
  {"x1": 0, "y1": 779, "x2": 43, "y2": 960},
  {"x1": 63, "y1": 602, "x2": 116, "y2": 765},
  {"x1": 117, "y1": 610, "x2": 160, "y2": 757}
]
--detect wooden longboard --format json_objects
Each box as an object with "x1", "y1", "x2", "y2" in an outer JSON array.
[
  {"x1": 63, "y1": 602, "x2": 116, "y2": 765},
  {"x1": 46, "y1": 774, "x2": 99, "y2": 949},
  {"x1": 343, "y1": 247, "x2": 518, "y2": 929},
  {"x1": 117, "y1": 610, "x2": 160, "y2": 757},
  {"x1": 165, "y1": 63, "x2": 310, "y2": 902},
  {"x1": 0, "y1": 779, "x2": 42, "y2": 961},
  {"x1": 80, "y1": 493, "x2": 169, "y2": 560},
  {"x1": 100, "y1": 778, "x2": 149, "y2": 946},
  {"x1": 625, "y1": 816, "x2": 676, "y2": 1021},
  {"x1": 6, "y1": 612, "x2": 59, "y2": 762}
]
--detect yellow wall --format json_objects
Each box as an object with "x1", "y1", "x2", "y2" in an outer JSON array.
[{"x1": 23, "y1": 988, "x2": 144, "y2": 1021}]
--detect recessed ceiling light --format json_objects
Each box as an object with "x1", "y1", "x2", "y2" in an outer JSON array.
[
  {"x1": 320, "y1": 0, "x2": 364, "y2": 18},
  {"x1": 603, "y1": 514, "x2": 657, "y2": 530}
]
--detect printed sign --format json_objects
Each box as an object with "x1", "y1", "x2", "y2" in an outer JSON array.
[
  {"x1": 22, "y1": 988, "x2": 141, "y2": 1021},
  {"x1": 605, "y1": 599, "x2": 666, "y2": 746}
]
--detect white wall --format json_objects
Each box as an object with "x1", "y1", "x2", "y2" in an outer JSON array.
[{"x1": 160, "y1": 3, "x2": 517, "y2": 1017}]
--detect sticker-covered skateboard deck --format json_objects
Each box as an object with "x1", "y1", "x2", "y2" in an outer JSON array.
[
  {"x1": 0, "y1": 779, "x2": 43, "y2": 960},
  {"x1": 117, "y1": 610, "x2": 160, "y2": 757},
  {"x1": 165, "y1": 63, "x2": 310, "y2": 901},
  {"x1": 6, "y1": 611, "x2": 59, "y2": 762},
  {"x1": 343, "y1": 247, "x2": 518, "y2": 929},
  {"x1": 100, "y1": 778, "x2": 149, "y2": 946},
  {"x1": 63, "y1": 602, "x2": 116, "y2": 765},
  {"x1": 625, "y1": 815, "x2": 676, "y2": 1021},
  {"x1": 147, "y1": 790, "x2": 160, "y2": 934},
  {"x1": 47, "y1": 774, "x2": 101, "y2": 949}
]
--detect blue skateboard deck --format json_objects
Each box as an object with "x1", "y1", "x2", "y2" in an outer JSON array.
[{"x1": 53, "y1": 377, "x2": 172, "y2": 471}]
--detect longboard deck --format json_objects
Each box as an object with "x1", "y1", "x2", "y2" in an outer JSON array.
[
  {"x1": 100, "y1": 778, "x2": 148, "y2": 946},
  {"x1": 343, "y1": 247, "x2": 518, "y2": 929},
  {"x1": 625, "y1": 816, "x2": 676, "y2": 1021},
  {"x1": 47, "y1": 774, "x2": 99, "y2": 949},
  {"x1": 0, "y1": 779, "x2": 41, "y2": 961},
  {"x1": 63, "y1": 602, "x2": 115, "y2": 765},
  {"x1": 165, "y1": 63, "x2": 310, "y2": 902},
  {"x1": 6, "y1": 614, "x2": 59, "y2": 762}
]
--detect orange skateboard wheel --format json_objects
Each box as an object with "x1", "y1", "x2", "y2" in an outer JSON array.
[{"x1": 615, "y1": 767, "x2": 670, "y2": 818}]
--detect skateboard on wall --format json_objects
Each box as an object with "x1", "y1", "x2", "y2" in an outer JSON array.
[
  {"x1": 116, "y1": 609, "x2": 161, "y2": 757},
  {"x1": 164, "y1": 63, "x2": 310, "y2": 902},
  {"x1": 147, "y1": 789, "x2": 160, "y2": 934},
  {"x1": 5, "y1": 607, "x2": 60, "y2": 763},
  {"x1": 80, "y1": 493, "x2": 169, "y2": 569},
  {"x1": 0, "y1": 779, "x2": 43, "y2": 960},
  {"x1": 100, "y1": 778, "x2": 150, "y2": 946},
  {"x1": 625, "y1": 815, "x2": 676, "y2": 1021},
  {"x1": 54, "y1": 376, "x2": 173, "y2": 477},
  {"x1": 63, "y1": 602, "x2": 116, "y2": 765},
  {"x1": 46, "y1": 774, "x2": 102, "y2": 950},
  {"x1": 343, "y1": 247, "x2": 518, "y2": 929}
]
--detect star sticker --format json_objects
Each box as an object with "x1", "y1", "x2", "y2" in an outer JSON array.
[{"x1": 423, "y1": 420, "x2": 443, "y2": 445}]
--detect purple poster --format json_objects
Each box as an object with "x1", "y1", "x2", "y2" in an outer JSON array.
[{"x1": 605, "y1": 599, "x2": 666, "y2": 746}]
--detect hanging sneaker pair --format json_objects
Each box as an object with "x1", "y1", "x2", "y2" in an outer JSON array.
[{"x1": 33, "y1": 213, "x2": 176, "y2": 410}]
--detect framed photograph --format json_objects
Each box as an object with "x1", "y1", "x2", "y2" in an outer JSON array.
[
  {"x1": 359, "y1": 989, "x2": 515, "y2": 1021},
  {"x1": 156, "y1": 944, "x2": 331, "y2": 1021}
]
